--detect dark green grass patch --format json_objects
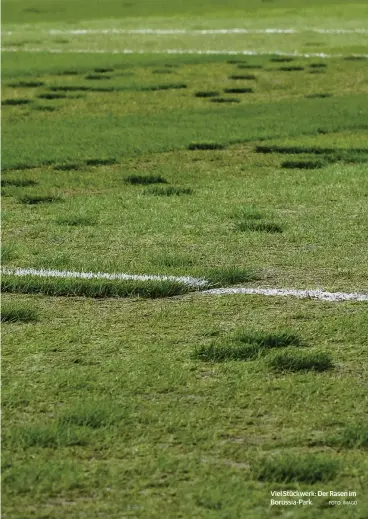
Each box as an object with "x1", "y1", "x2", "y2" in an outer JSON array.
[
  {"x1": 267, "y1": 351, "x2": 334, "y2": 372},
  {"x1": 2, "y1": 98, "x2": 31, "y2": 106},
  {"x1": 1, "y1": 302, "x2": 38, "y2": 323},
  {"x1": 85, "y1": 74, "x2": 111, "y2": 80},
  {"x1": 193, "y1": 341, "x2": 262, "y2": 362},
  {"x1": 253, "y1": 454, "x2": 340, "y2": 483},
  {"x1": 56, "y1": 215, "x2": 97, "y2": 226},
  {"x1": 1, "y1": 276, "x2": 192, "y2": 298},
  {"x1": 1, "y1": 178, "x2": 37, "y2": 187},
  {"x1": 8, "y1": 81, "x2": 44, "y2": 88},
  {"x1": 309, "y1": 69, "x2": 327, "y2": 74},
  {"x1": 237, "y1": 64, "x2": 263, "y2": 69},
  {"x1": 224, "y1": 87, "x2": 253, "y2": 94},
  {"x1": 49, "y1": 85, "x2": 117, "y2": 92},
  {"x1": 233, "y1": 329, "x2": 302, "y2": 347},
  {"x1": 270, "y1": 57, "x2": 294, "y2": 62},
  {"x1": 281, "y1": 159, "x2": 327, "y2": 169},
  {"x1": 140, "y1": 83, "x2": 187, "y2": 91},
  {"x1": 344, "y1": 56, "x2": 367, "y2": 61},
  {"x1": 37, "y1": 92, "x2": 67, "y2": 99},
  {"x1": 56, "y1": 70, "x2": 80, "y2": 75},
  {"x1": 279, "y1": 66, "x2": 305, "y2": 71},
  {"x1": 18, "y1": 194, "x2": 63, "y2": 205},
  {"x1": 229, "y1": 74, "x2": 257, "y2": 80},
  {"x1": 210, "y1": 98, "x2": 240, "y2": 103},
  {"x1": 255, "y1": 145, "x2": 368, "y2": 164},
  {"x1": 305, "y1": 93, "x2": 333, "y2": 99},
  {"x1": 236, "y1": 220, "x2": 283, "y2": 233},
  {"x1": 94, "y1": 67, "x2": 114, "y2": 73},
  {"x1": 194, "y1": 91, "x2": 220, "y2": 98},
  {"x1": 188, "y1": 142, "x2": 225, "y2": 150},
  {"x1": 143, "y1": 186, "x2": 193, "y2": 196},
  {"x1": 227, "y1": 59, "x2": 247, "y2": 64},
  {"x1": 58, "y1": 400, "x2": 126, "y2": 429},
  {"x1": 85, "y1": 158, "x2": 117, "y2": 166},
  {"x1": 125, "y1": 175, "x2": 168, "y2": 185},
  {"x1": 205, "y1": 267, "x2": 258, "y2": 286},
  {"x1": 309, "y1": 63, "x2": 327, "y2": 68},
  {"x1": 327, "y1": 424, "x2": 368, "y2": 449}
]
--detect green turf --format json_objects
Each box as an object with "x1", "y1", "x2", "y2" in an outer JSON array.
[{"x1": 2, "y1": 1, "x2": 368, "y2": 518}]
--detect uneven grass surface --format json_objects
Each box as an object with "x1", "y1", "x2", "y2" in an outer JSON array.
[{"x1": 2, "y1": 1, "x2": 368, "y2": 517}]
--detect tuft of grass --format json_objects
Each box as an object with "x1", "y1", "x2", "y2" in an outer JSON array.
[
  {"x1": 236, "y1": 206, "x2": 264, "y2": 220},
  {"x1": 140, "y1": 83, "x2": 187, "y2": 91},
  {"x1": 279, "y1": 66, "x2": 305, "y2": 71},
  {"x1": 1, "y1": 178, "x2": 37, "y2": 187},
  {"x1": 233, "y1": 329, "x2": 302, "y2": 347},
  {"x1": 281, "y1": 160, "x2": 327, "y2": 169},
  {"x1": 85, "y1": 74, "x2": 111, "y2": 80},
  {"x1": 33, "y1": 105, "x2": 58, "y2": 112},
  {"x1": 253, "y1": 454, "x2": 339, "y2": 483},
  {"x1": 328, "y1": 424, "x2": 368, "y2": 449},
  {"x1": 210, "y1": 98, "x2": 240, "y2": 103},
  {"x1": 305, "y1": 93, "x2": 333, "y2": 99},
  {"x1": 94, "y1": 67, "x2": 114, "y2": 73},
  {"x1": 2, "y1": 98, "x2": 31, "y2": 106},
  {"x1": 270, "y1": 57, "x2": 294, "y2": 62},
  {"x1": 227, "y1": 59, "x2": 247, "y2": 64},
  {"x1": 143, "y1": 186, "x2": 193, "y2": 196},
  {"x1": 1, "y1": 302, "x2": 39, "y2": 323},
  {"x1": 58, "y1": 400, "x2": 125, "y2": 429},
  {"x1": 224, "y1": 87, "x2": 253, "y2": 94},
  {"x1": 57, "y1": 70, "x2": 79, "y2": 75},
  {"x1": 206, "y1": 267, "x2": 258, "y2": 286},
  {"x1": 125, "y1": 175, "x2": 168, "y2": 185},
  {"x1": 309, "y1": 63, "x2": 327, "y2": 68},
  {"x1": 56, "y1": 215, "x2": 97, "y2": 226},
  {"x1": 193, "y1": 341, "x2": 262, "y2": 362},
  {"x1": 8, "y1": 81, "x2": 45, "y2": 88},
  {"x1": 188, "y1": 142, "x2": 225, "y2": 150},
  {"x1": 1, "y1": 275, "x2": 192, "y2": 299},
  {"x1": 194, "y1": 91, "x2": 220, "y2": 98},
  {"x1": 37, "y1": 93, "x2": 67, "y2": 99},
  {"x1": 85, "y1": 158, "x2": 117, "y2": 166},
  {"x1": 11, "y1": 423, "x2": 89, "y2": 448},
  {"x1": 267, "y1": 350, "x2": 334, "y2": 372},
  {"x1": 1, "y1": 244, "x2": 18, "y2": 263},
  {"x1": 229, "y1": 74, "x2": 257, "y2": 80},
  {"x1": 237, "y1": 64, "x2": 263, "y2": 69},
  {"x1": 236, "y1": 220, "x2": 283, "y2": 233},
  {"x1": 18, "y1": 194, "x2": 63, "y2": 205}
]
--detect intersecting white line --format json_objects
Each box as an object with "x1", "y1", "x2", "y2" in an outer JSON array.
[
  {"x1": 2, "y1": 267, "x2": 368, "y2": 302},
  {"x1": 3, "y1": 47, "x2": 368, "y2": 59}
]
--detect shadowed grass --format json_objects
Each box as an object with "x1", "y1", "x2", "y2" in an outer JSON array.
[
  {"x1": 85, "y1": 158, "x2": 117, "y2": 166},
  {"x1": 224, "y1": 87, "x2": 253, "y2": 94},
  {"x1": 210, "y1": 98, "x2": 240, "y2": 103},
  {"x1": 85, "y1": 74, "x2": 111, "y2": 80},
  {"x1": 327, "y1": 424, "x2": 368, "y2": 449},
  {"x1": 152, "y1": 69, "x2": 174, "y2": 74},
  {"x1": 37, "y1": 93, "x2": 67, "y2": 99},
  {"x1": 281, "y1": 159, "x2": 327, "y2": 169},
  {"x1": 270, "y1": 57, "x2": 294, "y2": 62},
  {"x1": 1, "y1": 275, "x2": 193, "y2": 298},
  {"x1": 235, "y1": 220, "x2": 283, "y2": 233},
  {"x1": 305, "y1": 93, "x2": 332, "y2": 99},
  {"x1": 226, "y1": 59, "x2": 247, "y2": 64},
  {"x1": 279, "y1": 66, "x2": 305, "y2": 71},
  {"x1": 194, "y1": 91, "x2": 220, "y2": 98},
  {"x1": 229, "y1": 74, "x2": 256, "y2": 80},
  {"x1": 18, "y1": 195, "x2": 63, "y2": 205},
  {"x1": 1, "y1": 302, "x2": 39, "y2": 323},
  {"x1": 1, "y1": 178, "x2": 37, "y2": 187},
  {"x1": 8, "y1": 81, "x2": 44, "y2": 87},
  {"x1": 143, "y1": 186, "x2": 193, "y2": 196},
  {"x1": 188, "y1": 142, "x2": 225, "y2": 150},
  {"x1": 125, "y1": 175, "x2": 168, "y2": 185},
  {"x1": 2, "y1": 99, "x2": 31, "y2": 106},
  {"x1": 140, "y1": 83, "x2": 187, "y2": 91},
  {"x1": 253, "y1": 454, "x2": 340, "y2": 483},
  {"x1": 255, "y1": 145, "x2": 368, "y2": 164},
  {"x1": 267, "y1": 350, "x2": 334, "y2": 372},
  {"x1": 309, "y1": 69, "x2": 327, "y2": 74},
  {"x1": 33, "y1": 105, "x2": 58, "y2": 112},
  {"x1": 94, "y1": 67, "x2": 114, "y2": 73},
  {"x1": 309, "y1": 63, "x2": 327, "y2": 68},
  {"x1": 237, "y1": 64, "x2": 263, "y2": 69}
]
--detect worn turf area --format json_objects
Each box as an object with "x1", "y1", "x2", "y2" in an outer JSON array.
[{"x1": 2, "y1": 1, "x2": 368, "y2": 518}]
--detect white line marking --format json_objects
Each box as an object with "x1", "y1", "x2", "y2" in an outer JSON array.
[
  {"x1": 2, "y1": 267, "x2": 368, "y2": 301},
  {"x1": 1, "y1": 267, "x2": 208, "y2": 287},
  {"x1": 201, "y1": 287, "x2": 368, "y2": 302},
  {"x1": 3, "y1": 47, "x2": 368, "y2": 58}
]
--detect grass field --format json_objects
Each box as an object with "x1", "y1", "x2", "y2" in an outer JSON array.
[{"x1": 2, "y1": 1, "x2": 368, "y2": 518}]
